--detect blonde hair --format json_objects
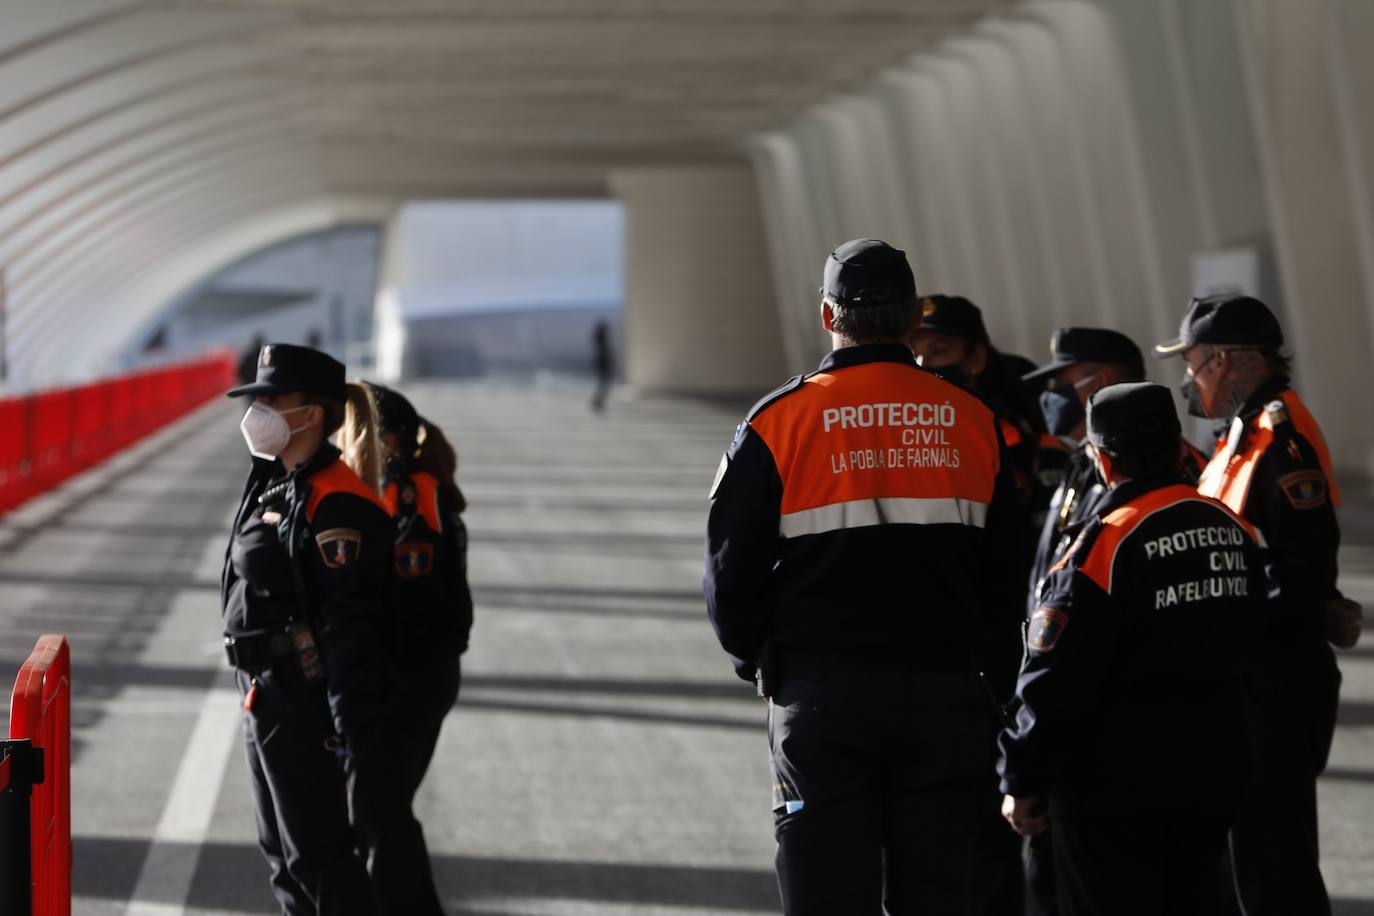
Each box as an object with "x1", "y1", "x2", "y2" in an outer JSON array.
[
  {"x1": 414, "y1": 419, "x2": 467, "y2": 513},
  {"x1": 316, "y1": 382, "x2": 383, "y2": 496}
]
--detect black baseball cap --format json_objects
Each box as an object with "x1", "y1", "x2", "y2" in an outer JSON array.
[
  {"x1": 820, "y1": 239, "x2": 916, "y2": 308},
  {"x1": 1154, "y1": 294, "x2": 1284, "y2": 357},
  {"x1": 1022, "y1": 327, "x2": 1145, "y2": 382},
  {"x1": 367, "y1": 382, "x2": 421, "y2": 442},
  {"x1": 1086, "y1": 382, "x2": 1181, "y2": 451},
  {"x1": 915, "y1": 295, "x2": 990, "y2": 345},
  {"x1": 226, "y1": 343, "x2": 346, "y2": 401}
]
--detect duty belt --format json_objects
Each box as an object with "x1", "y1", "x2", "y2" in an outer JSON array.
[{"x1": 224, "y1": 627, "x2": 294, "y2": 673}]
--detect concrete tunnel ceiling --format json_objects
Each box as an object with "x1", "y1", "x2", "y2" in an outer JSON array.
[{"x1": 0, "y1": 0, "x2": 1015, "y2": 389}]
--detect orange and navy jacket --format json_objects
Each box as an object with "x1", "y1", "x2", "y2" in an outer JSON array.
[
  {"x1": 997, "y1": 478, "x2": 1266, "y2": 801},
  {"x1": 1025, "y1": 437, "x2": 1210, "y2": 618},
  {"x1": 1197, "y1": 378, "x2": 1341, "y2": 645},
  {"x1": 222, "y1": 443, "x2": 393, "y2": 759},
  {"x1": 381, "y1": 459, "x2": 474, "y2": 655},
  {"x1": 703, "y1": 344, "x2": 1022, "y2": 681}
]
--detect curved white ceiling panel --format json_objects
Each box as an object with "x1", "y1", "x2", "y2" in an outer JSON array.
[{"x1": 0, "y1": 0, "x2": 1011, "y2": 388}]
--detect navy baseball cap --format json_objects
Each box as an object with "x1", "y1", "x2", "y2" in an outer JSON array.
[
  {"x1": 1086, "y1": 382, "x2": 1181, "y2": 451},
  {"x1": 915, "y1": 295, "x2": 990, "y2": 345},
  {"x1": 1154, "y1": 294, "x2": 1284, "y2": 357},
  {"x1": 226, "y1": 343, "x2": 346, "y2": 401},
  {"x1": 820, "y1": 239, "x2": 917, "y2": 308},
  {"x1": 1023, "y1": 327, "x2": 1145, "y2": 382}
]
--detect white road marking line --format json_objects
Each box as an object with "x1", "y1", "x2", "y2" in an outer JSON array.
[{"x1": 124, "y1": 678, "x2": 241, "y2": 916}]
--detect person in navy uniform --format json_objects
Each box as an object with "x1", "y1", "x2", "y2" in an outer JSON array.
[
  {"x1": 909, "y1": 294, "x2": 1047, "y2": 915},
  {"x1": 1022, "y1": 329, "x2": 1148, "y2": 605},
  {"x1": 223, "y1": 343, "x2": 392, "y2": 915},
  {"x1": 998, "y1": 382, "x2": 1266, "y2": 915},
  {"x1": 704, "y1": 239, "x2": 1022, "y2": 915},
  {"x1": 1013, "y1": 328, "x2": 1147, "y2": 915},
  {"x1": 1155, "y1": 295, "x2": 1362, "y2": 915},
  {"x1": 908, "y1": 294, "x2": 1044, "y2": 456},
  {"x1": 366, "y1": 384, "x2": 472, "y2": 820}
]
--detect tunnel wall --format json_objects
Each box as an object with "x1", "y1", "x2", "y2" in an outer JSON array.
[
  {"x1": 0, "y1": 3, "x2": 396, "y2": 392},
  {"x1": 609, "y1": 165, "x2": 790, "y2": 397},
  {"x1": 749, "y1": 0, "x2": 1374, "y2": 480},
  {"x1": 7, "y1": 0, "x2": 1374, "y2": 480}
]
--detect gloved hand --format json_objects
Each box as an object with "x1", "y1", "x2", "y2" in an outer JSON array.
[
  {"x1": 1002, "y1": 794, "x2": 1048, "y2": 837},
  {"x1": 1325, "y1": 596, "x2": 1364, "y2": 649}
]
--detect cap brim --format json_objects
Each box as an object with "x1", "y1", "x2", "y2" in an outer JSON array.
[
  {"x1": 225, "y1": 381, "x2": 296, "y2": 398},
  {"x1": 1020, "y1": 358, "x2": 1078, "y2": 382},
  {"x1": 1152, "y1": 338, "x2": 1189, "y2": 358}
]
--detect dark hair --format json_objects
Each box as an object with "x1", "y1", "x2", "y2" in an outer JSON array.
[
  {"x1": 1098, "y1": 436, "x2": 1182, "y2": 482},
  {"x1": 1262, "y1": 348, "x2": 1291, "y2": 380},
  {"x1": 829, "y1": 298, "x2": 920, "y2": 345}
]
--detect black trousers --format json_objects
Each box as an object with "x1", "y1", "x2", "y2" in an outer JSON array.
[
  {"x1": 1225, "y1": 651, "x2": 1339, "y2": 916},
  {"x1": 239, "y1": 668, "x2": 374, "y2": 916},
  {"x1": 399, "y1": 655, "x2": 462, "y2": 802},
  {"x1": 769, "y1": 666, "x2": 990, "y2": 916},
  {"x1": 1050, "y1": 789, "x2": 1235, "y2": 916},
  {"x1": 349, "y1": 655, "x2": 461, "y2": 916},
  {"x1": 972, "y1": 781, "x2": 1023, "y2": 916},
  {"x1": 1024, "y1": 831, "x2": 1059, "y2": 916}
]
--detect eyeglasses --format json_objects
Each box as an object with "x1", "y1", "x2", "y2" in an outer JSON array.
[
  {"x1": 1183, "y1": 347, "x2": 1260, "y2": 378},
  {"x1": 1183, "y1": 350, "x2": 1216, "y2": 379}
]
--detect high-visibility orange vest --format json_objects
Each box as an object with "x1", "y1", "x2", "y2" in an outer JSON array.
[
  {"x1": 747, "y1": 360, "x2": 1003, "y2": 538},
  {"x1": 1197, "y1": 389, "x2": 1339, "y2": 516}
]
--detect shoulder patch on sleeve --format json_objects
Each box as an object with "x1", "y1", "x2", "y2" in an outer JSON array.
[
  {"x1": 1278, "y1": 469, "x2": 1329, "y2": 510},
  {"x1": 316, "y1": 527, "x2": 362, "y2": 568},
  {"x1": 395, "y1": 541, "x2": 435, "y2": 577},
  {"x1": 1027, "y1": 607, "x2": 1069, "y2": 653}
]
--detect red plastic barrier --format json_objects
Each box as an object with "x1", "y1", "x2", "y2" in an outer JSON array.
[
  {"x1": 9, "y1": 636, "x2": 70, "y2": 916},
  {"x1": 0, "y1": 351, "x2": 235, "y2": 515}
]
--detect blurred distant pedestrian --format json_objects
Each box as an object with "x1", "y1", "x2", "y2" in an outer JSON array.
[{"x1": 591, "y1": 320, "x2": 613, "y2": 412}]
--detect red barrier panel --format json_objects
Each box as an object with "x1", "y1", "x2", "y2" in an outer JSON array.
[
  {"x1": 9, "y1": 636, "x2": 70, "y2": 916},
  {"x1": 0, "y1": 351, "x2": 234, "y2": 515}
]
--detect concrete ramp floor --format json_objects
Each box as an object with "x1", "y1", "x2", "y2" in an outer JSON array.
[{"x1": 0, "y1": 381, "x2": 1370, "y2": 914}]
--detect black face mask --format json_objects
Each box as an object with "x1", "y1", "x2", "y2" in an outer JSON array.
[
  {"x1": 1179, "y1": 378, "x2": 1209, "y2": 418},
  {"x1": 1039, "y1": 384, "x2": 1086, "y2": 437}
]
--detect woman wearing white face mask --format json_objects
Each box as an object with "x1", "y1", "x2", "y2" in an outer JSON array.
[{"x1": 222, "y1": 343, "x2": 408, "y2": 916}]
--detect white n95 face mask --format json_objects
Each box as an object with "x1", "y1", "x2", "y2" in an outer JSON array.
[{"x1": 240, "y1": 403, "x2": 313, "y2": 459}]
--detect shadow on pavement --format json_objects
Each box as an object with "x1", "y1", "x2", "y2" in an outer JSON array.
[
  {"x1": 462, "y1": 673, "x2": 754, "y2": 701},
  {"x1": 74, "y1": 836, "x2": 779, "y2": 913},
  {"x1": 1337, "y1": 701, "x2": 1374, "y2": 727},
  {"x1": 457, "y1": 697, "x2": 759, "y2": 732},
  {"x1": 473, "y1": 583, "x2": 704, "y2": 603}
]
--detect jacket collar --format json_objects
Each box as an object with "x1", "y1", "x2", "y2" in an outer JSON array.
[
  {"x1": 383, "y1": 454, "x2": 419, "y2": 486},
  {"x1": 257, "y1": 442, "x2": 342, "y2": 506},
  {"x1": 1093, "y1": 473, "x2": 1188, "y2": 517},
  {"x1": 291, "y1": 441, "x2": 342, "y2": 482},
  {"x1": 817, "y1": 342, "x2": 919, "y2": 373}
]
